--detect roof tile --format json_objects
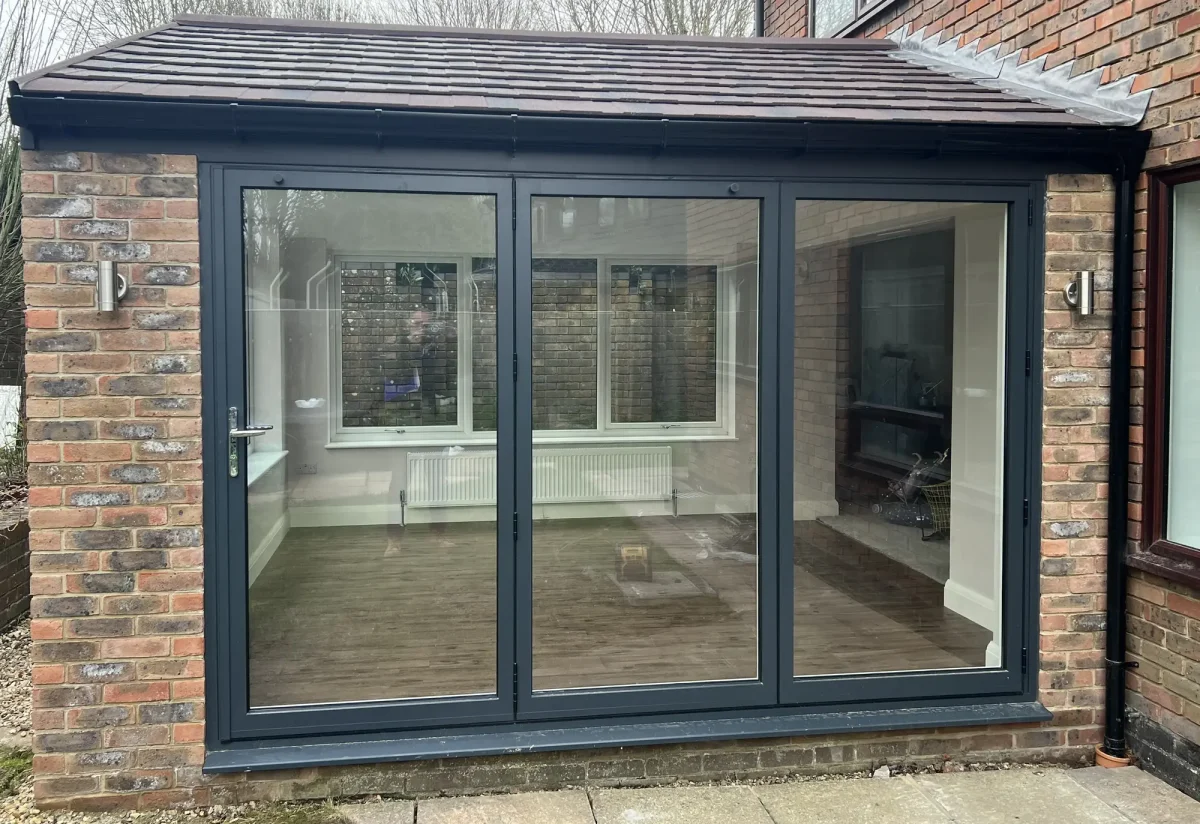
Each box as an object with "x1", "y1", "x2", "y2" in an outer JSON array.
[{"x1": 13, "y1": 15, "x2": 1099, "y2": 127}]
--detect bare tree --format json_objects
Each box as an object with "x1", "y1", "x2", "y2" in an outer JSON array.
[
  {"x1": 631, "y1": 0, "x2": 752, "y2": 36},
  {"x1": 540, "y1": 0, "x2": 632, "y2": 32},
  {"x1": 542, "y1": 0, "x2": 752, "y2": 35},
  {"x1": 46, "y1": 0, "x2": 753, "y2": 45},
  {"x1": 387, "y1": 0, "x2": 543, "y2": 30},
  {"x1": 52, "y1": 0, "x2": 391, "y2": 48}
]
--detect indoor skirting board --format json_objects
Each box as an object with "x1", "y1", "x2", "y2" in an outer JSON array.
[
  {"x1": 248, "y1": 512, "x2": 289, "y2": 586},
  {"x1": 793, "y1": 498, "x2": 841, "y2": 520},
  {"x1": 942, "y1": 578, "x2": 997, "y2": 633},
  {"x1": 985, "y1": 640, "x2": 1002, "y2": 668}
]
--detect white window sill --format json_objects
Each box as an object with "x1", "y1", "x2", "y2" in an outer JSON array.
[
  {"x1": 325, "y1": 433, "x2": 737, "y2": 449},
  {"x1": 247, "y1": 449, "x2": 288, "y2": 486}
]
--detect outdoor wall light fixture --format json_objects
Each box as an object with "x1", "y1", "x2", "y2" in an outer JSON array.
[
  {"x1": 96, "y1": 261, "x2": 128, "y2": 312},
  {"x1": 1064, "y1": 270, "x2": 1094, "y2": 316}
]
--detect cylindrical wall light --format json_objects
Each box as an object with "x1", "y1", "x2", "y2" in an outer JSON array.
[
  {"x1": 96, "y1": 261, "x2": 128, "y2": 312},
  {"x1": 1064, "y1": 270, "x2": 1094, "y2": 316}
]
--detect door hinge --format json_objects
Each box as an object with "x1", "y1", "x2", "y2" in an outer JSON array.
[
  {"x1": 1023, "y1": 498, "x2": 1030, "y2": 525},
  {"x1": 513, "y1": 662, "x2": 519, "y2": 696},
  {"x1": 1021, "y1": 647, "x2": 1029, "y2": 674},
  {"x1": 1025, "y1": 350, "x2": 1031, "y2": 376},
  {"x1": 513, "y1": 353, "x2": 518, "y2": 382},
  {"x1": 1027, "y1": 201, "x2": 1034, "y2": 226},
  {"x1": 513, "y1": 513, "x2": 519, "y2": 541}
]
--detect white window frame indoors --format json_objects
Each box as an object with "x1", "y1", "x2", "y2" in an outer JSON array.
[{"x1": 326, "y1": 252, "x2": 739, "y2": 448}]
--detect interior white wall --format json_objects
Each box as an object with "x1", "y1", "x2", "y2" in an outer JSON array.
[{"x1": 945, "y1": 207, "x2": 1007, "y2": 662}]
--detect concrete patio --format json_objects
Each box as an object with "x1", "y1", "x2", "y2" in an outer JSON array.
[{"x1": 337, "y1": 766, "x2": 1200, "y2": 824}]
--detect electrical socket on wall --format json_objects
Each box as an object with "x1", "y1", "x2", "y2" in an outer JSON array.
[{"x1": 299, "y1": 464, "x2": 318, "y2": 475}]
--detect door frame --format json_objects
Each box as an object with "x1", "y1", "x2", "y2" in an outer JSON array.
[
  {"x1": 513, "y1": 177, "x2": 782, "y2": 720},
  {"x1": 205, "y1": 167, "x2": 517, "y2": 742},
  {"x1": 201, "y1": 160, "x2": 1044, "y2": 750}
]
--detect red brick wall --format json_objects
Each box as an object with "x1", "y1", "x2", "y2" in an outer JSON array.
[
  {"x1": 21, "y1": 151, "x2": 205, "y2": 811},
  {"x1": 1125, "y1": 570, "x2": 1200, "y2": 795},
  {"x1": 1041, "y1": 174, "x2": 1115, "y2": 732}
]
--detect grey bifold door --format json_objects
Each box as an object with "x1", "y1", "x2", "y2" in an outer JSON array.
[
  {"x1": 218, "y1": 170, "x2": 516, "y2": 739},
  {"x1": 512, "y1": 179, "x2": 779, "y2": 719},
  {"x1": 217, "y1": 170, "x2": 780, "y2": 740}
]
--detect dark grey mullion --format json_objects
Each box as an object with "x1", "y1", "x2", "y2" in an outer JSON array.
[
  {"x1": 776, "y1": 184, "x2": 798, "y2": 697},
  {"x1": 223, "y1": 168, "x2": 252, "y2": 732},
  {"x1": 757, "y1": 183, "x2": 782, "y2": 701},
  {"x1": 201, "y1": 162, "x2": 233, "y2": 747},
  {"x1": 514, "y1": 178, "x2": 535, "y2": 709},
  {"x1": 494, "y1": 177, "x2": 518, "y2": 718},
  {"x1": 1018, "y1": 183, "x2": 1047, "y2": 695}
]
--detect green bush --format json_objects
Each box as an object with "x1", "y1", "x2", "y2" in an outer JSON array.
[{"x1": 0, "y1": 748, "x2": 31, "y2": 798}]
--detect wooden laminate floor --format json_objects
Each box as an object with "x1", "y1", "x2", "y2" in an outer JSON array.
[{"x1": 248, "y1": 515, "x2": 991, "y2": 708}]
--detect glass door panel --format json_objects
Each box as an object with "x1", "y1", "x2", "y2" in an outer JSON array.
[
  {"x1": 519, "y1": 184, "x2": 775, "y2": 713},
  {"x1": 789, "y1": 198, "x2": 1008, "y2": 680},
  {"x1": 241, "y1": 186, "x2": 501, "y2": 709}
]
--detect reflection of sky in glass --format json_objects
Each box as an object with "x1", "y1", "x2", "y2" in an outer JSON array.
[
  {"x1": 813, "y1": 0, "x2": 856, "y2": 36},
  {"x1": 1168, "y1": 181, "x2": 1200, "y2": 547}
]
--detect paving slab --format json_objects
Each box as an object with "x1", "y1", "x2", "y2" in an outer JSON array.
[
  {"x1": 339, "y1": 800, "x2": 416, "y2": 824},
  {"x1": 416, "y1": 790, "x2": 594, "y2": 824},
  {"x1": 754, "y1": 776, "x2": 952, "y2": 824},
  {"x1": 1066, "y1": 766, "x2": 1200, "y2": 823},
  {"x1": 912, "y1": 769, "x2": 1122, "y2": 823},
  {"x1": 590, "y1": 786, "x2": 773, "y2": 824}
]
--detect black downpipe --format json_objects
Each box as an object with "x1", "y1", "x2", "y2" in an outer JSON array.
[
  {"x1": 1102, "y1": 155, "x2": 1138, "y2": 758},
  {"x1": 755, "y1": 0, "x2": 766, "y2": 36}
]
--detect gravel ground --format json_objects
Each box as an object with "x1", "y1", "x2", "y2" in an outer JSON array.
[{"x1": 0, "y1": 617, "x2": 31, "y2": 747}]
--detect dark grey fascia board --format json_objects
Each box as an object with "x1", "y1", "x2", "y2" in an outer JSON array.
[
  {"x1": 7, "y1": 90, "x2": 1145, "y2": 165},
  {"x1": 204, "y1": 701, "x2": 1052, "y2": 773}
]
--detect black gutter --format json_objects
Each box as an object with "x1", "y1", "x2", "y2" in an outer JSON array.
[
  {"x1": 1102, "y1": 146, "x2": 1145, "y2": 759},
  {"x1": 7, "y1": 90, "x2": 1143, "y2": 162}
]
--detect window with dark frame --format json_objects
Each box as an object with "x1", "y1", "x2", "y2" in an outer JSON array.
[
  {"x1": 810, "y1": 0, "x2": 899, "y2": 37},
  {"x1": 1143, "y1": 164, "x2": 1200, "y2": 575}
]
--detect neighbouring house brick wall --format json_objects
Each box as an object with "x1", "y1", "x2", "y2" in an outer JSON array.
[
  {"x1": 17, "y1": 151, "x2": 1120, "y2": 810},
  {"x1": 0, "y1": 520, "x2": 30, "y2": 628},
  {"x1": 1125, "y1": 569, "x2": 1200, "y2": 798},
  {"x1": 21, "y1": 150, "x2": 204, "y2": 811}
]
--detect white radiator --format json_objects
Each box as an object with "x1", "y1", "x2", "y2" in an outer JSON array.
[{"x1": 407, "y1": 446, "x2": 672, "y2": 508}]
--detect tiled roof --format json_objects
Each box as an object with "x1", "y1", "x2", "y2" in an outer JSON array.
[{"x1": 12, "y1": 15, "x2": 1104, "y2": 127}]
